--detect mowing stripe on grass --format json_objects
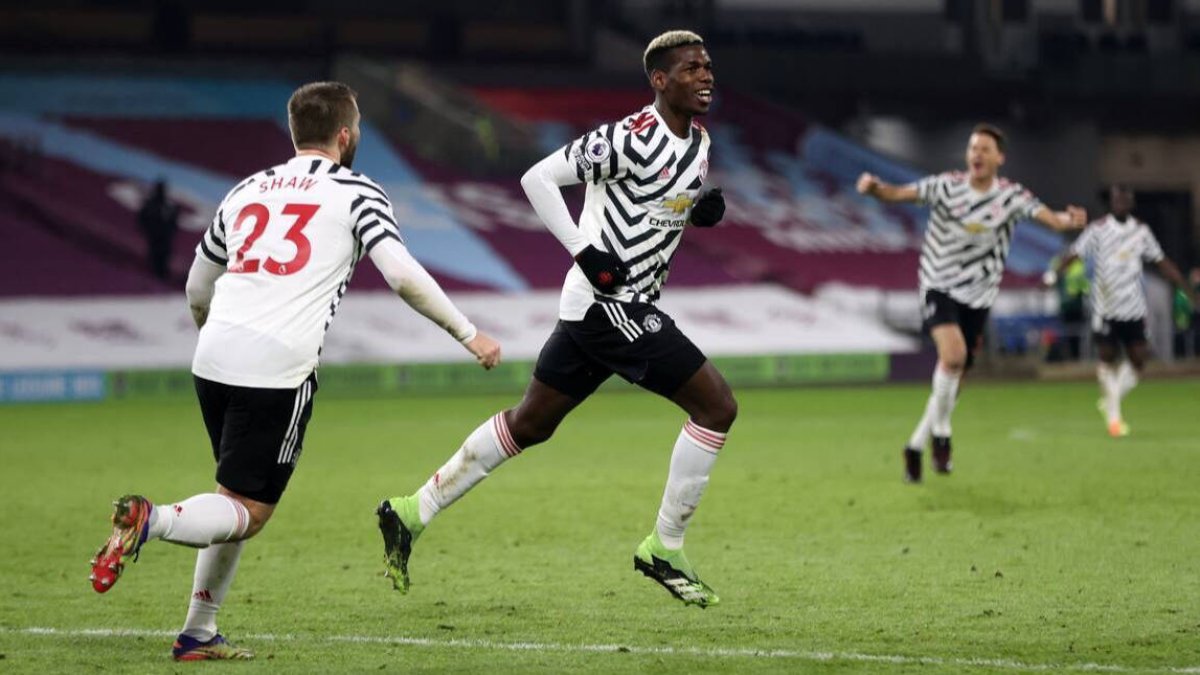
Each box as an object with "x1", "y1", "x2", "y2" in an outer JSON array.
[{"x1": 3, "y1": 626, "x2": 1198, "y2": 673}]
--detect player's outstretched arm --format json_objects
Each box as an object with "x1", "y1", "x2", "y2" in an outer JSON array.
[
  {"x1": 856, "y1": 172, "x2": 919, "y2": 203},
  {"x1": 368, "y1": 238, "x2": 501, "y2": 369},
  {"x1": 1156, "y1": 257, "x2": 1198, "y2": 307},
  {"x1": 1033, "y1": 205, "x2": 1087, "y2": 232},
  {"x1": 184, "y1": 254, "x2": 225, "y2": 328}
]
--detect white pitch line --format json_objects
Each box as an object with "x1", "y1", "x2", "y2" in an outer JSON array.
[{"x1": 3, "y1": 626, "x2": 1198, "y2": 674}]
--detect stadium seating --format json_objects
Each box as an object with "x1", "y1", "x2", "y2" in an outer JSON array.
[{"x1": 0, "y1": 73, "x2": 1063, "y2": 301}]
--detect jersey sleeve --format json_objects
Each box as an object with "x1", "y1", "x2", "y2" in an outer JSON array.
[
  {"x1": 912, "y1": 174, "x2": 945, "y2": 207},
  {"x1": 1069, "y1": 225, "x2": 1097, "y2": 259},
  {"x1": 1011, "y1": 185, "x2": 1043, "y2": 220},
  {"x1": 1140, "y1": 225, "x2": 1165, "y2": 263},
  {"x1": 196, "y1": 205, "x2": 229, "y2": 266},
  {"x1": 561, "y1": 122, "x2": 623, "y2": 185},
  {"x1": 346, "y1": 177, "x2": 404, "y2": 256}
]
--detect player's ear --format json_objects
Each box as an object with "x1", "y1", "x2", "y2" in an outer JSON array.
[{"x1": 649, "y1": 69, "x2": 667, "y2": 92}]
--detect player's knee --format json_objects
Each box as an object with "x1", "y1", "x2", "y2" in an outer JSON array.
[
  {"x1": 696, "y1": 392, "x2": 737, "y2": 433},
  {"x1": 239, "y1": 505, "x2": 273, "y2": 539},
  {"x1": 506, "y1": 409, "x2": 557, "y2": 448},
  {"x1": 940, "y1": 351, "x2": 967, "y2": 373}
]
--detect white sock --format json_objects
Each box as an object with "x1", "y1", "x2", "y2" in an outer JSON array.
[
  {"x1": 1116, "y1": 361, "x2": 1138, "y2": 398},
  {"x1": 907, "y1": 395, "x2": 936, "y2": 451},
  {"x1": 416, "y1": 413, "x2": 518, "y2": 526},
  {"x1": 1098, "y1": 363, "x2": 1120, "y2": 423},
  {"x1": 930, "y1": 366, "x2": 961, "y2": 438},
  {"x1": 180, "y1": 541, "x2": 245, "y2": 642},
  {"x1": 655, "y1": 420, "x2": 726, "y2": 550},
  {"x1": 146, "y1": 494, "x2": 250, "y2": 547}
]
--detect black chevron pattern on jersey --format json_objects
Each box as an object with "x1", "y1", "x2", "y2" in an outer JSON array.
[
  {"x1": 564, "y1": 106, "x2": 711, "y2": 307},
  {"x1": 916, "y1": 172, "x2": 1040, "y2": 308},
  {"x1": 603, "y1": 208, "x2": 659, "y2": 249},
  {"x1": 603, "y1": 184, "x2": 650, "y2": 225},
  {"x1": 626, "y1": 153, "x2": 679, "y2": 188},
  {"x1": 1071, "y1": 218, "x2": 1164, "y2": 320},
  {"x1": 623, "y1": 133, "x2": 669, "y2": 169}
]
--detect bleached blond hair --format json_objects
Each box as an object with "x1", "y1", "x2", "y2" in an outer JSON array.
[{"x1": 643, "y1": 30, "x2": 704, "y2": 76}]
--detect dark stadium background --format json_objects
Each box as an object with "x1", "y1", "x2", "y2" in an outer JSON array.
[{"x1": 1, "y1": 0, "x2": 1197, "y2": 391}]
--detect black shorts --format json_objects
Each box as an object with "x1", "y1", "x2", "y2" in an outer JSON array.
[
  {"x1": 921, "y1": 289, "x2": 990, "y2": 369},
  {"x1": 193, "y1": 372, "x2": 317, "y2": 505},
  {"x1": 533, "y1": 301, "x2": 707, "y2": 401},
  {"x1": 1093, "y1": 316, "x2": 1147, "y2": 350}
]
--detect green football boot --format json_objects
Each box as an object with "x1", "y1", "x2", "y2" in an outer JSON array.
[
  {"x1": 633, "y1": 531, "x2": 720, "y2": 608},
  {"x1": 376, "y1": 495, "x2": 424, "y2": 593}
]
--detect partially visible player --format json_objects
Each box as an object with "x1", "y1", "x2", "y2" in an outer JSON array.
[
  {"x1": 1057, "y1": 184, "x2": 1195, "y2": 437},
  {"x1": 376, "y1": 30, "x2": 734, "y2": 608},
  {"x1": 857, "y1": 124, "x2": 1086, "y2": 483},
  {"x1": 88, "y1": 81, "x2": 500, "y2": 661}
]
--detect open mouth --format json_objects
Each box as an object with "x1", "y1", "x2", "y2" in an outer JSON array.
[{"x1": 696, "y1": 88, "x2": 713, "y2": 104}]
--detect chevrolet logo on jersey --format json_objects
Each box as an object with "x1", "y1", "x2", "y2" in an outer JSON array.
[
  {"x1": 649, "y1": 193, "x2": 694, "y2": 229},
  {"x1": 662, "y1": 194, "x2": 693, "y2": 214},
  {"x1": 963, "y1": 222, "x2": 987, "y2": 234}
]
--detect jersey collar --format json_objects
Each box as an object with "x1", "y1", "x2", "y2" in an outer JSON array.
[
  {"x1": 290, "y1": 153, "x2": 339, "y2": 170},
  {"x1": 648, "y1": 103, "x2": 692, "y2": 142}
]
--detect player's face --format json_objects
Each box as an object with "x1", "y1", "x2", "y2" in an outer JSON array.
[
  {"x1": 656, "y1": 46, "x2": 714, "y2": 117},
  {"x1": 1109, "y1": 186, "x2": 1134, "y2": 218},
  {"x1": 965, "y1": 133, "x2": 1003, "y2": 183},
  {"x1": 339, "y1": 103, "x2": 362, "y2": 169}
]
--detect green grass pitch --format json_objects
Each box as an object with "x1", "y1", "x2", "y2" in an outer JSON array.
[{"x1": 0, "y1": 379, "x2": 1197, "y2": 674}]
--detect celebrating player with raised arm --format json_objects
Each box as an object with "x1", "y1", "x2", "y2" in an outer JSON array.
[
  {"x1": 88, "y1": 82, "x2": 500, "y2": 661},
  {"x1": 1058, "y1": 184, "x2": 1196, "y2": 437},
  {"x1": 857, "y1": 123, "x2": 1086, "y2": 483},
  {"x1": 376, "y1": 30, "x2": 735, "y2": 608}
]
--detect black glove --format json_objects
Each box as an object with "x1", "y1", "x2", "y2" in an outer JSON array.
[
  {"x1": 689, "y1": 187, "x2": 725, "y2": 228},
  {"x1": 574, "y1": 245, "x2": 629, "y2": 294}
]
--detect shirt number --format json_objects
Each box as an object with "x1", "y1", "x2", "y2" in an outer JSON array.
[{"x1": 229, "y1": 203, "x2": 319, "y2": 275}]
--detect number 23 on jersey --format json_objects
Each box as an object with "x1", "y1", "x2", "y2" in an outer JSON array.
[{"x1": 229, "y1": 202, "x2": 320, "y2": 276}]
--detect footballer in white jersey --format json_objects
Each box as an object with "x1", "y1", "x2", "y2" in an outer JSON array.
[
  {"x1": 88, "y1": 82, "x2": 500, "y2": 660},
  {"x1": 1058, "y1": 185, "x2": 1194, "y2": 437},
  {"x1": 858, "y1": 123, "x2": 1086, "y2": 481},
  {"x1": 376, "y1": 31, "x2": 735, "y2": 610}
]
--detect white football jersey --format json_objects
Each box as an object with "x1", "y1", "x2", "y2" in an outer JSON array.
[
  {"x1": 913, "y1": 172, "x2": 1042, "y2": 309},
  {"x1": 192, "y1": 155, "x2": 403, "y2": 388},
  {"x1": 557, "y1": 104, "x2": 711, "y2": 320},
  {"x1": 1070, "y1": 215, "x2": 1165, "y2": 321}
]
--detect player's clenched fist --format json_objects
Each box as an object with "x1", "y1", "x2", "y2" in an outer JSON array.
[
  {"x1": 465, "y1": 332, "x2": 502, "y2": 370},
  {"x1": 689, "y1": 187, "x2": 725, "y2": 228},
  {"x1": 574, "y1": 245, "x2": 629, "y2": 294},
  {"x1": 1065, "y1": 205, "x2": 1087, "y2": 229},
  {"x1": 856, "y1": 172, "x2": 879, "y2": 196}
]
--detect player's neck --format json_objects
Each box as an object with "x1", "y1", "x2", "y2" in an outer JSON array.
[
  {"x1": 968, "y1": 175, "x2": 995, "y2": 192},
  {"x1": 296, "y1": 147, "x2": 340, "y2": 164},
  {"x1": 653, "y1": 99, "x2": 691, "y2": 139}
]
